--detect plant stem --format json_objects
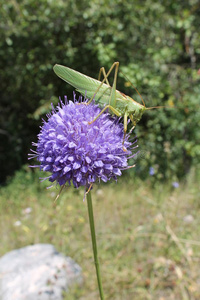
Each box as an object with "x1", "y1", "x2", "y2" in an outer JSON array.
[{"x1": 86, "y1": 190, "x2": 105, "y2": 300}]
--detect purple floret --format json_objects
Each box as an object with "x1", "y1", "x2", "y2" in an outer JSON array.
[
  {"x1": 30, "y1": 94, "x2": 138, "y2": 188},
  {"x1": 172, "y1": 182, "x2": 179, "y2": 188},
  {"x1": 149, "y1": 167, "x2": 155, "y2": 176}
]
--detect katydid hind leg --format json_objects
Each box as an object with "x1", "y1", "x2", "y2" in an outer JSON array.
[
  {"x1": 108, "y1": 62, "x2": 119, "y2": 108},
  {"x1": 88, "y1": 104, "x2": 121, "y2": 125},
  {"x1": 98, "y1": 67, "x2": 110, "y2": 86},
  {"x1": 87, "y1": 62, "x2": 119, "y2": 105},
  {"x1": 98, "y1": 62, "x2": 119, "y2": 108}
]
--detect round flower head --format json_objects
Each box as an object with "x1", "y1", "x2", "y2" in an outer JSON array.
[{"x1": 30, "y1": 94, "x2": 138, "y2": 189}]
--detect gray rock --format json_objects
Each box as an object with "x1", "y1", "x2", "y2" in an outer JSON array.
[{"x1": 0, "y1": 244, "x2": 82, "y2": 300}]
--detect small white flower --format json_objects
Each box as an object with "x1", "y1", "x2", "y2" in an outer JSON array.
[
  {"x1": 14, "y1": 220, "x2": 22, "y2": 227},
  {"x1": 22, "y1": 207, "x2": 32, "y2": 214}
]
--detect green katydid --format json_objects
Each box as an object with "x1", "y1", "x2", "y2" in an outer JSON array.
[{"x1": 53, "y1": 62, "x2": 157, "y2": 137}]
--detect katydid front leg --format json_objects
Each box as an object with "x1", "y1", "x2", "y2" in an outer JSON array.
[{"x1": 129, "y1": 114, "x2": 136, "y2": 133}]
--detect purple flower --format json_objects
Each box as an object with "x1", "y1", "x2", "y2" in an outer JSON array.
[
  {"x1": 149, "y1": 167, "x2": 155, "y2": 176},
  {"x1": 30, "y1": 94, "x2": 137, "y2": 189},
  {"x1": 172, "y1": 182, "x2": 179, "y2": 188}
]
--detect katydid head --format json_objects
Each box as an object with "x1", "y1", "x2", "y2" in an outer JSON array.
[
  {"x1": 129, "y1": 103, "x2": 166, "y2": 129},
  {"x1": 126, "y1": 96, "x2": 147, "y2": 127}
]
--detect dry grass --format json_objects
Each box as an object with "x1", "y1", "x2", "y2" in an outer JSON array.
[{"x1": 0, "y1": 167, "x2": 200, "y2": 299}]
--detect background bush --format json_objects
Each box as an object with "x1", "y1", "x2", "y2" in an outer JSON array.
[{"x1": 1, "y1": 0, "x2": 200, "y2": 183}]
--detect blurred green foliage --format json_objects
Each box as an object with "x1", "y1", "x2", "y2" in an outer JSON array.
[{"x1": 0, "y1": 0, "x2": 200, "y2": 183}]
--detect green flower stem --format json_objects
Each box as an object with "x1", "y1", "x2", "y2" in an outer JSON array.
[{"x1": 86, "y1": 190, "x2": 105, "y2": 300}]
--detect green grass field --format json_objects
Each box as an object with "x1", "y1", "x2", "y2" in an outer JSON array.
[{"x1": 0, "y1": 167, "x2": 199, "y2": 300}]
